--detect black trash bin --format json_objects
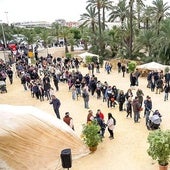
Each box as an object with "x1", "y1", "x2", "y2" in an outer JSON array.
[{"x1": 60, "y1": 148, "x2": 72, "y2": 169}]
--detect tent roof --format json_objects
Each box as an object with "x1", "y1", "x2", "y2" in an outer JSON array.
[
  {"x1": 136, "y1": 62, "x2": 166, "y2": 70},
  {"x1": 78, "y1": 52, "x2": 99, "y2": 58}
]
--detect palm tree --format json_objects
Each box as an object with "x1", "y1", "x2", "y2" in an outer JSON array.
[
  {"x1": 129, "y1": 0, "x2": 133, "y2": 57},
  {"x1": 79, "y1": 6, "x2": 98, "y2": 33},
  {"x1": 141, "y1": 6, "x2": 154, "y2": 30},
  {"x1": 59, "y1": 26, "x2": 70, "y2": 53},
  {"x1": 136, "y1": 0, "x2": 145, "y2": 29},
  {"x1": 151, "y1": 0, "x2": 170, "y2": 34},
  {"x1": 108, "y1": 0, "x2": 128, "y2": 30},
  {"x1": 79, "y1": 27, "x2": 90, "y2": 50},
  {"x1": 101, "y1": 0, "x2": 113, "y2": 31},
  {"x1": 51, "y1": 22, "x2": 60, "y2": 37},
  {"x1": 107, "y1": 26, "x2": 122, "y2": 58},
  {"x1": 67, "y1": 33, "x2": 75, "y2": 51},
  {"x1": 136, "y1": 29, "x2": 155, "y2": 57},
  {"x1": 157, "y1": 19, "x2": 170, "y2": 64},
  {"x1": 87, "y1": 0, "x2": 103, "y2": 35}
]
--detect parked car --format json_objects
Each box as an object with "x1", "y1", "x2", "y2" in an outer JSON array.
[{"x1": 7, "y1": 43, "x2": 17, "y2": 51}]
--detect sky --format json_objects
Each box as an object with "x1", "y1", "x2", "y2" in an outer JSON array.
[
  {"x1": 0, "y1": 0, "x2": 170, "y2": 24},
  {"x1": 0, "y1": 0, "x2": 87, "y2": 23}
]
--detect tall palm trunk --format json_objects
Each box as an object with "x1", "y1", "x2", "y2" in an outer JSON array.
[
  {"x1": 102, "y1": 6, "x2": 105, "y2": 31},
  {"x1": 129, "y1": 0, "x2": 133, "y2": 58},
  {"x1": 64, "y1": 37, "x2": 69, "y2": 53},
  {"x1": 97, "y1": 6, "x2": 102, "y2": 36}
]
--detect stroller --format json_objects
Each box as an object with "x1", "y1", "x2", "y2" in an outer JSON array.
[
  {"x1": 146, "y1": 110, "x2": 162, "y2": 130},
  {"x1": 0, "y1": 81, "x2": 7, "y2": 93}
]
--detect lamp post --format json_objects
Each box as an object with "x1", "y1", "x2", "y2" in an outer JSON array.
[{"x1": 4, "y1": 12, "x2": 9, "y2": 25}]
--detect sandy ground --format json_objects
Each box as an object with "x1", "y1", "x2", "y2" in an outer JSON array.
[{"x1": 0, "y1": 47, "x2": 170, "y2": 170}]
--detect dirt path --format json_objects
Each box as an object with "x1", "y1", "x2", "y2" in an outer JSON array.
[{"x1": 0, "y1": 47, "x2": 170, "y2": 170}]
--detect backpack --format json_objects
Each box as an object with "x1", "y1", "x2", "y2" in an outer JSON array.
[{"x1": 113, "y1": 117, "x2": 116, "y2": 125}]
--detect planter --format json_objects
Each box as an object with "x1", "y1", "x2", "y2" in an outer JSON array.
[
  {"x1": 82, "y1": 121, "x2": 102, "y2": 152},
  {"x1": 159, "y1": 164, "x2": 168, "y2": 170},
  {"x1": 89, "y1": 146, "x2": 97, "y2": 152}
]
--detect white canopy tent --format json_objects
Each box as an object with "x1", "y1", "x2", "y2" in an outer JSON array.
[
  {"x1": 78, "y1": 52, "x2": 99, "y2": 62},
  {"x1": 136, "y1": 62, "x2": 166, "y2": 71}
]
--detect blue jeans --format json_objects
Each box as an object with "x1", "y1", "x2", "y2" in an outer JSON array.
[
  {"x1": 164, "y1": 93, "x2": 168, "y2": 101},
  {"x1": 84, "y1": 100, "x2": 89, "y2": 108},
  {"x1": 145, "y1": 110, "x2": 150, "y2": 125}
]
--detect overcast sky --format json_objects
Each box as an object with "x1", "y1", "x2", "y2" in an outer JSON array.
[
  {"x1": 0, "y1": 0, "x2": 87, "y2": 23},
  {"x1": 0, "y1": 0, "x2": 169, "y2": 24}
]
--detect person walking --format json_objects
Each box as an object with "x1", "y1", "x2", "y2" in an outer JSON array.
[
  {"x1": 107, "y1": 113, "x2": 116, "y2": 140},
  {"x1": 49, "y1": 95, "x2": 61, "y2": 119},
  {"x1": 63, "y1": 112, "x2": 74, "y2": 130}
]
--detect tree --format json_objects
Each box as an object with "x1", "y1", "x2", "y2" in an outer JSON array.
[
  {"x1": 157, "y1": 19, "x2": 170, "y2": 64},
  {"x1": 108, "y1": 0, "x2": 129, "y2": 30},
  {"x1": 136, "y1": 29, "x2": 155, "y2": 57},
  {"x1": 87, "y1": 0, "x2": 103, "y2": 35},
  {"x1": 151, "y1": 0, "x2": 170, "y2": 35},
  {"x1": 79, "y1": 6, "x2": 98, "y2": 33},
  {"x1": 136, "y1": 0, "x2": 145, "y2": 29},
  {"x1": 141, "y1": 6, "x2": 154, "y2": 30},
  {"x1": 59, "y1": 26, "x2": 70, "y2": 54},
  {"x1": 101, "y1": 0, "x2": 113, "y2": 31}
]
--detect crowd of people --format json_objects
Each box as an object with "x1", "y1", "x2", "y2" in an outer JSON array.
[{"x1": 0, "y1": 49, "x2": 168, "y2": 140}]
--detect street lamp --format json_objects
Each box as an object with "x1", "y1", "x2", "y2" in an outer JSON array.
[{"x1": 4, "y1": 12, "x2": 9, "y2": 25}]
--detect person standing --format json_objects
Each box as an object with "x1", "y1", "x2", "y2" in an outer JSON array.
[
  {"x1": 126, "y1": 96, "x2": 133, "y2": 118},
  {"x1": 136, "y1": 89, "x2": 144, "y2": 107},
  {"x1": 6, "y1": 67, "x2": 13, "y2": 84},
  {"x1": 134, "y1": 68, "x2": 141, "y2": 86},
  {"x1": 132, "y1": 96, "x2": 141, "y2": 123},
  {"x1": 163, "y1": 83, "x2": 170, "y2": 101},
  {"x1": 97, "y1": 109, "x2": 104, "y2": 120},
  {"x1": 63, "y1": 112, "x2": 74, "y2": 130},
  {"x1": 53, "y1": 74, "x2": 59, "y2": 91},
  {"x1": 20, "y1": 73, "x2": 27, "y2": 91},
  {"x1": 121, "y1": 64, "x2": 126, "y2": 77},
  {"x1": 49, "y1": 95, "x2": 61, "y2": 119},
  {"x1": 117, "y1": 90, "x2": 125, "y2": 111},
  {"x1": 107, "y1": 113, "x2": 116, "y2": 140},
  {"x1": 144, "y1": 96, "x2": 152, "y2": 125},
  {"x1": 82, "y1": 88, "x2": 90, "y2": 109},
  {"x1": 155, "y1": 77, "x2": 163, "y2": 94},
  {"x1": 117, "y1": 61, "x2": 121, "y2": 73},
  {"x1": 87, "y1": 110, "x2": 94, "y2": 124},
  {"x1": 94, "y1": 113, "x2": 106, "y2": 138}
]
